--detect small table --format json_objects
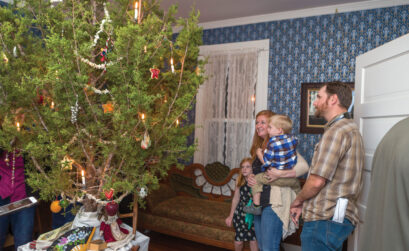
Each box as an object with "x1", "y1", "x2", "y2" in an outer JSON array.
[{"x1": 18, "y1": 224, "x2": 149, "y2": 251}]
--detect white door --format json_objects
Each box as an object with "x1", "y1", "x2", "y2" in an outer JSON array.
[{"x1": 349, "y1": 33, "x2": 409, "y2": 250}]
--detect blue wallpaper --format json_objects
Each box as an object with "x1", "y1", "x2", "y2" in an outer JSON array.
[{"x1": 202, "y1": 5, "x2": 409, "y2": 163}]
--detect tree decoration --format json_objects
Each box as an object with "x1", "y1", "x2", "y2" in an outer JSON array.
[
  {"x1": 150, "y1": 67, "x2": 160, "y2": 79},
  {"x1": 0, "y1": 0, "x2": 205, "y2": 213},
  {"x1": 102, "y1": 101, "x2": 114, "y2": 114},
  {"x1": 61, "y1": 155, "x2": 74, "y2": 170},
  {"x1": 104, "y1": 188, "x2": 114, "y2": 201},
  {"x1": 141, "y1": 130, "x2": 151, "y2": 149},
  {"x1": 59, "y1": 199, "x2": 69, "y2": 209},
  {"x1": 139, "y1": 187, "x2": 147, "y2": 198},
  {"x1": 170, "y1": 58, "x2": 175, "y2": 73},
  {"x1": 91, "y1": 3, "x2": 112, "y2": 48},
  {"x1": 50, "y1": 200, "x2": 62, "y2": 213},
  {"x1": 71, "y1": 95, "x2": 79, "y2": 124},
  {"x1": 2, "y1": 52, "x2": 8, "y2": 63}
]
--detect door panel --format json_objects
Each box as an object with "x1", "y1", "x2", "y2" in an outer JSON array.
[{"x1": 351, "y1": 33, "x2": 409, "y2": 251}]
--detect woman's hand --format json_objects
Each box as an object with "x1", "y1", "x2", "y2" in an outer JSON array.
[
  {"x1": 225, "y1": 216, "x2": 233, "y2": 227},
  {"x1": 247, "y1": 173, "x2": 256, "y2": 187}
]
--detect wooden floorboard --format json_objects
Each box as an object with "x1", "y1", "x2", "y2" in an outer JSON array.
[{"x1": 145, "y1": 231, "x2": 231, "y2": 251}]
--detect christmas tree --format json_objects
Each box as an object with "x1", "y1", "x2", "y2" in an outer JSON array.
[{"x1": 0, "y1": 0, "x2": 204, "y2": 211}]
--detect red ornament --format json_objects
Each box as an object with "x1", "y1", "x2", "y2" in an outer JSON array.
[
  {"x1": 37, "y1": 95, "x2": 44, "y2": 105},
  {"x1": 150, "y1": 68, "x2": 160, "y2": 79},
  {"x1": 105, "y1": 201, "x2": 118, "y2": 216}
]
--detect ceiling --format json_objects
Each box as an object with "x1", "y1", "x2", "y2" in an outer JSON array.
[{"x1": 159, "y1": 0, "x2": 369, "y2": 23}]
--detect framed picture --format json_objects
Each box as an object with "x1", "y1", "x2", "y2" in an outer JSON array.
[{"x1": 299, "y1": 82, "x2": 354, "y2": 134}]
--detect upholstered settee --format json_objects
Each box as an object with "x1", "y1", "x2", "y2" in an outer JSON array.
[
  {"x1": 138, "y1": 163, "x2": 240, "y2": 250},
  {"x1": 138, "y1": 162, "x2": 303, "y2": 249}
]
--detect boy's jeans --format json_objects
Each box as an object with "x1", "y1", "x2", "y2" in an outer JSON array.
[{"x1": 301, "y1": 218, "x2": 354, "y2": 251}]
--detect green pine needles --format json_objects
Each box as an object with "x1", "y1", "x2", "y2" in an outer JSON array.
[{"x1": 0, "y1": 0, "x2": 205, "y2": 209}]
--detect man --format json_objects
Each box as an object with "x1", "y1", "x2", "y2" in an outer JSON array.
[
  {"x1": 359, "y1": 116, "x2": 409, "y2": 251},
  {"x1": 290, "y1": 82, "x2": 364, "y2": 251}
]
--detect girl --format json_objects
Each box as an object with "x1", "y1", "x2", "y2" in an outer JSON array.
[{"x1": 225, "y1": 158, "x2": 258, "y2": 251}]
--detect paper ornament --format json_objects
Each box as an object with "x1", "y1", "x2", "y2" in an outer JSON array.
[
  {"x1": 61, "y1": 155, "x2": 74, "y2": 170},
  {"x1": 141, "y1": 131, "x2": 151, "y2": 149},
  {"x1": 102, "y1": 101, "x2": 114, "y2": 113},
  {"x1": 150, "y1": 68, "x2": 160, "y2": 79},
  {"x1": 104, "y1": 188, "x2": 114, "y2": 201}
]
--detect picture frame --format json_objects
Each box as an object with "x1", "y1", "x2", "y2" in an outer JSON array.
[{"x1": 299, "y1": 82, "x2": 354, "y2": 134}]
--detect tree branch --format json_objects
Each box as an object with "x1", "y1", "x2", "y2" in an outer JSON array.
[{"x1": 30, "y1": 156, "x2": 49, "y2": 179}]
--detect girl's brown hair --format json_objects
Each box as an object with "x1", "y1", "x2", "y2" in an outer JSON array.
[
  {"x1": 250, "y1": 110, "x2": 276, "y2": 158},
  {"x1": 236, "y1": 157, "x2": 253, "y2": 187}
]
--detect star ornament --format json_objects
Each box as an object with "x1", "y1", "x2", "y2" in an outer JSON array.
[
  {"x1": 150, "y1": 67, "x2": 160, "y2": 79},
  {"x1": 61, "y1": 155, "x2": 74, "y2": 170},
  {"x1": 102, "y1": 101, "x2": 114, "y2": 113}
]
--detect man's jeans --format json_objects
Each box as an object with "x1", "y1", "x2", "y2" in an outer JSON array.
[
  {"x1": 301, "y1": 219, "x2": 354, "y2": 251},
  {"x1": 0, "y1": 196, "x2": 35, "y2": 250},
  {"x1": 254, "y1": 206, "x2": 283, "y2": 251}
]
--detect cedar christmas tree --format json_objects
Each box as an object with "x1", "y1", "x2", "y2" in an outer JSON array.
[{"x1": 0, "y1": 0, "x2": 204, "y2": 211}]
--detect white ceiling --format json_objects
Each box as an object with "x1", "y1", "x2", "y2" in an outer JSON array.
[{"x1": 159, "y1": 0, "x2": 372, "y2": 23}]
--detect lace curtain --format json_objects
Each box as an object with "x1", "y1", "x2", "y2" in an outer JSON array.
[{"x1": 194, "y1": 49, "x2": 258, "y2": 169}]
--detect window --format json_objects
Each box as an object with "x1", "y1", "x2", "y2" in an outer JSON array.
[{"x1": 194, "y1": 40, "x2": 268, "y2": 169}]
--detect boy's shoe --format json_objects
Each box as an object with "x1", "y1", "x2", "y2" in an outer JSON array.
[{"x1": 243, "y1": 204, "x2": 262, "y2": 215}]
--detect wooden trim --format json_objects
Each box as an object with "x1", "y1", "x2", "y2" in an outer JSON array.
[
  {"x1": 140, "y1": 221, "x2": 237, "y2": 250},
  {"x1": 167, "y1": 163, "x2": 240, "y2": 201},
  {"x1": 119, "y1": 194, "x2": 138, "y2": 235}
]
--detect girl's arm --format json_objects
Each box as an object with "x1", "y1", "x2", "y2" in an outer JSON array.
[{"x1": 225, "y1": 186, "x2": 240, "y2": 227}]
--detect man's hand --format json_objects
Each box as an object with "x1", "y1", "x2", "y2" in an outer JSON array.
[
  {"x1": 290, "y1": 198, "x2": 303, "y2": 227},
  {"x1": 247, "y1": 173, "x2": 256, "y2": 187}
]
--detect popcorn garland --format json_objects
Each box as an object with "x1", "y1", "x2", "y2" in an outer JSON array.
[
  {"x1": 79, "y1": 56, "x2": 118, "y2": 70},
  {"x1": 71, "y1": 95, "x2": 79, "y2": 124},
  {"x1": 84, "y1": 84, "x2": 110, "y2": 95},
  {"x1": 78, "y1": 3, "x2": 119, "y2": 71},
  {"x1": 91, "y1": 3, "x2": 112, "y2": 48}
]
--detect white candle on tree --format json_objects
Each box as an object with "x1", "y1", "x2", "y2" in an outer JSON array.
[
  {"x1": 134, "y1": 2, "x2": 138, "y2": 21},
  {"x1": 81, "y1": 170, "x2": 86, "y2": 186}
]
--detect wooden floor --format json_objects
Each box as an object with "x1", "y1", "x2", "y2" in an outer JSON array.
[{"x1": 146, "y1": 231, "x2": 231, "y2": 251}]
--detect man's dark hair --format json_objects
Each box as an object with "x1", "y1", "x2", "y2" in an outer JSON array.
[{"x1": 324, "y1": 81, "x2": 352, "y2": 110}]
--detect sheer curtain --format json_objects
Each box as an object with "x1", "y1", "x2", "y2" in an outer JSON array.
[{"x1": 194, "y1": 49, "x2": 258, "y2": 169}]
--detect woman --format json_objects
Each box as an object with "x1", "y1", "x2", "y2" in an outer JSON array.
[{"x1": 247, "y1": 110, "x2": 308, "y2": 251}]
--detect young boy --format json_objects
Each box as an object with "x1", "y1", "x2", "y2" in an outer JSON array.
[{"x1": 244, "y1": 114, "x2": 299, "y2": 215}]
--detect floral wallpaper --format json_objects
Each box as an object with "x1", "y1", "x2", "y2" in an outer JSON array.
[{"x1": 202, "y1": 5, "x2": 409, "y2": 163}]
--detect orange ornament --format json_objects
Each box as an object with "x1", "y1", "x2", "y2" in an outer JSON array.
[
  {"x1": 102, "y1": 101, "x2": 114, "y2": 114},
  {"x1": 50, "y1": 200, "x2": 62, "y2": 213}
]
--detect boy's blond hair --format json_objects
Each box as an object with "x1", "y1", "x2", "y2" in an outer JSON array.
[{"x1": 269, "y1": 114, "x2": 293, "y2": 134}]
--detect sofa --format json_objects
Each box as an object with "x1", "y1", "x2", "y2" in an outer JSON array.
[{"x1": 138, "y1": 162, "x2": 303, "y2": 250}]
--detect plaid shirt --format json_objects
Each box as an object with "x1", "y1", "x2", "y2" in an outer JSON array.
[
  {"x1": 261, "y1": 134, "x2": 298, "y2": 171},
  {"x1": 302, "y1": 115, "x2": 364, "y2": 225}
]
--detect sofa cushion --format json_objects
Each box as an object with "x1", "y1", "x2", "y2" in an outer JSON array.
[
  {"x1": 151, "y1": 196, "x2": 230, "y2": 230},
  {"x1": 139, "y1": 213, "x2": 234, "y2": 242}
]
